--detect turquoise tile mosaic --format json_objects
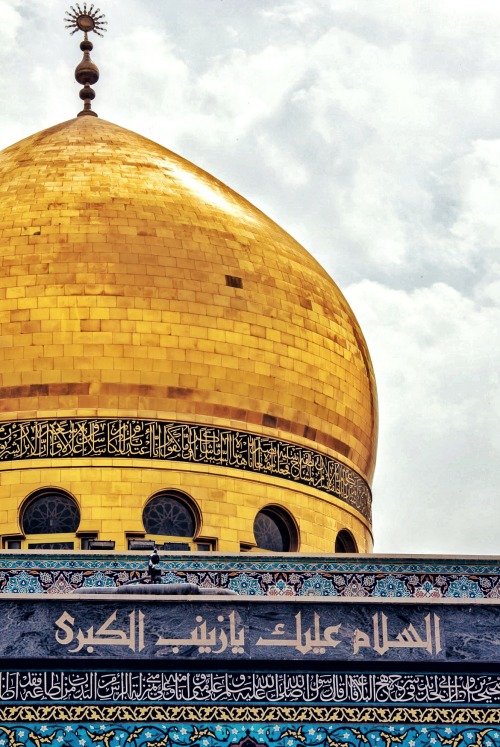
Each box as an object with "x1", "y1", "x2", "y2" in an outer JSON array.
[
  {"x1": 0, "y1": 722, "x2": 498, "y2": 747},
  {"x1": 0, "y1": 553, "x2": 497, "y2": 598}
]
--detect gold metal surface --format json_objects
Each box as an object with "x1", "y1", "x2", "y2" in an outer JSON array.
[{"x1": 0, "y1": 116, "x2": 378, "y2": 551}]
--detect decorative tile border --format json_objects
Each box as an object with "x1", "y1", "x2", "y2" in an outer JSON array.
[
  {"x1": 0, "y1": 553, "x2": 497, "y2": 575},
  {"x1": 0, "y1": 554, "x2": 497, "y2": 598},
  {"x1": 0, "y1": 721, "x2": 498, "y2": 745},
  {"x1": 0, "y1": 418, "x2": 371, "y2": 518}
]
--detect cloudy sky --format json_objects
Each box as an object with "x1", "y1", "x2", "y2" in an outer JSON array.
[{"x1": 1, "y1": 0, "x2": 499, "y2": 556}]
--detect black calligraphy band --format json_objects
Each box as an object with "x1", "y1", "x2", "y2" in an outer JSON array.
[
  {"x1": 0, "y1": 670, "x2": 497, "y2": 705},
  {"x1": 0, "y1": 418, "x2": 371, "y2": 520}
]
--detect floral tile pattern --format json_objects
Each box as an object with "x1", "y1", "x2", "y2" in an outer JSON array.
[
  {"x1": 0, "y1": 723, "x2": 498, "y2": 747},
  {"x1": 0, "y1": 554, "x2": 497, "y2": 598}
]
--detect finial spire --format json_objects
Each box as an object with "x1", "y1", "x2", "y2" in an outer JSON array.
[{"x1": 64, "y1": 4, "x2": 108, "y2": 118}]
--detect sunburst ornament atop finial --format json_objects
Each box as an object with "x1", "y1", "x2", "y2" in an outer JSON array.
[
  {"x1": 65, "y1": 3, "x2": 108, "y2": 117},
  {"x1": 64, "y1": 3, "x2": 107, "y2": 38}
]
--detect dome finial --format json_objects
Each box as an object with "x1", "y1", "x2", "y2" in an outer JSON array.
[{"x1": 64, "y1": 4, "x2": 108, "y2": 118}]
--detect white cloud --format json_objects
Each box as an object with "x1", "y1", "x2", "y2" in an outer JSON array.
[
  {"x1": 0, "y1": 0, "x2": 22, "y2": 52},
  {"x1": 347, "y1": 279, "x2": 500, "y2": 553},
  {"x1": 448, "y1": 140, "x2": 500, "y2": 253}
]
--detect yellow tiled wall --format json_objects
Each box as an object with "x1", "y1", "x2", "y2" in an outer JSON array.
[{"x1": 0, "y1": 461, "x2": 372, "y2": 552}]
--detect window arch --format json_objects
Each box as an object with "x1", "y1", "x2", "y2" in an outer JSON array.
[
  {"x1": 143, "y1": 491, "x2": 198, "y2": 538},
  {"x1": 21, "y1": 489, "x2": 80, "y2": 535},
  {"x1": 335, "y1": 529, "x2": 358, "y2": 553},
  {"x1": 253, "y1": 506, "x2": 298, "y2": 552}
]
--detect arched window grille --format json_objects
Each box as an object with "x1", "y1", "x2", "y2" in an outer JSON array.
[
  {"x1": 143, "y1": 491, "x2": 197, "y2": 538},
  {"x1": 335, "y1": 529, "x2": 358, "y2": 553},
  {"x1": 253, "y1": 506, "x2": 298, "y2": 552},
  {"x1": 22, "y1": 489, "x2": 80, "y2": 535}
]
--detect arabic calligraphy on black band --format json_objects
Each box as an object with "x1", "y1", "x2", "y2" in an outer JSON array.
[
  {"x1": 0, "y1": 671, "x2": 498, "y2": 705},
  {"x1": 0, "y1": 418, "x2": 371, "y2": 518}
]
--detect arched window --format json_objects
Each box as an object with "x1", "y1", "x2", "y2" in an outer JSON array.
[
  {"x1": 143, "y1": 491, "x2": 198, "y2": 538},
  {"x1": 253, "y1": 506, "x2": 298, "y2": 552},
  {"x1": 22, "y1": 489, "x2": 80, "y2": 536},
  {"x1": 335, "y1": 529, "x2": 358, "y2": 553}
]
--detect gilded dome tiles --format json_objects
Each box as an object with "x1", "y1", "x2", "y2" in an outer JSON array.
[{"x1": 0, "y1": 116, "x2": 378, "y2": 551}]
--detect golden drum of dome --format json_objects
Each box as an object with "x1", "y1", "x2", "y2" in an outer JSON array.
[{"x1": 0, "y1": 117, "x2": 377, "y2": 552}]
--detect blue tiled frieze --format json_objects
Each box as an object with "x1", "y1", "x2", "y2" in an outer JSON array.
[
  {"x1": 0, "y1": 722, "x2": 498, "y2": 746},
  {"x1": 0, "y1": 553, "x2": 497, "y2": 598}
]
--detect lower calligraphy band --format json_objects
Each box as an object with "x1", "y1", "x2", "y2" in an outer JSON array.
[{"x1": 0, "y1": 671, "x2": 497, "y2": 705}]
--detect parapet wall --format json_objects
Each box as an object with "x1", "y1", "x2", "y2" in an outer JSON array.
[
  {"x1": 0, "y1": 551, "x2": 498, "y2": 746},
  {"x1": 0, "y1": 550, "x2": 497, "y2": 597}
]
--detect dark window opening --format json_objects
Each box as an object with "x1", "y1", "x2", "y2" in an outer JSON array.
[
  {"x1": 335, "y1": 529, "x2": 358, "y2": 553},
  {"x1": 80, "y1": 534, "x2": 98, "y2": 550},
  {"x1": 196, "y1": 539, "x2": 216, "y2": 551},
  {"x1": 158, "y1": 541, "x2": 191, "y2": 551},
  {"x1": 253, "y1": 506, "x2": 297, "y2": 552},
  {"x1": 143, "y1": 491, "x2": 197, "y2": 538},
  {"x1": 128, "y1": 538, "x2": 155, "y2": 551},
  {"x1": 5, "y1": 540, "x2": 22, "y2": 550},
  {"x1": 225, "y1": 275, "x2": 243, "y2": 288},
  {"x1": 88, "y1": 539, "x2": 115, "y2": 550},
  {"x1": 22, "y1": 490, "x2": 80, "y2": 535}
]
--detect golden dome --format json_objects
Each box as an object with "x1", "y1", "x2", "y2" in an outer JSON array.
[{"x1": 0, "y1": 116, "x2": 377, "y2": 552}]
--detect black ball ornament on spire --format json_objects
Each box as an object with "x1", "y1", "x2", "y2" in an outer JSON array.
[{"x1": 64, "y1": 4, "x2": 108, "y2": 117}]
